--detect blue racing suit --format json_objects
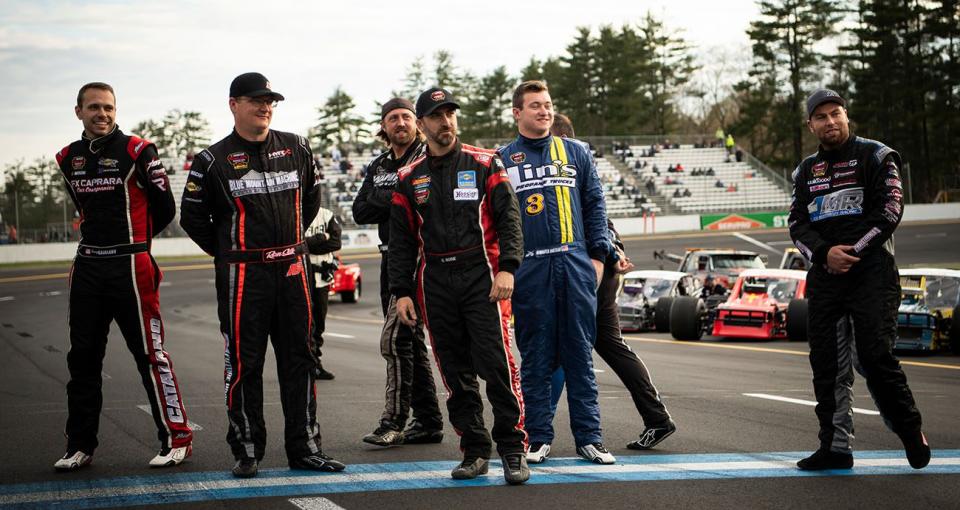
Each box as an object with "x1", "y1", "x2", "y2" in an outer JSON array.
[{"x1": 499, "y1": 134, "x2": 611, "y2": 447}]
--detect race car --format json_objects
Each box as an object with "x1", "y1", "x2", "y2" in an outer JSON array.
[
  {"x1": 617, "y1": 270, "x2": 701, "y2": 332},
  {"x1": 654, "y1": 248, "x2": 766, "y2": 290},
  {"x1": 329, "y1": 255, "x2": 362, "y2": 303},
  {"x1": 668, "y1": 268, "x2": 808, "y2": 342},
  {"x1": 779, "y1": 248, "x2": 809, "y2": 270},
  {"x1": 894, "y1": 268, "x2": 960, "y2": 352}
]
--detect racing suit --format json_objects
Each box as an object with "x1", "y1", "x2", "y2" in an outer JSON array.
[
  {"x1": 499, "y1": 134, "x2": 611, "y2": 447},
  {"x1": 180, "y1": 129, "x2": 323, "y2": 462},
  {"x1": 305, "y1": 207, "x2": 342, "y2": 361},
  {"x1": 55, "y1": 126, "x2": 192, "y2": 454},
  {"x1": 788, "y1": 134, "x2": 922, "y2": 453},
  {"x1": 352, "y1": 141, "x2": 442, "y2": 432},
  {"x1": 389, "y1": 140, "x2": 526, "y2": 458}
]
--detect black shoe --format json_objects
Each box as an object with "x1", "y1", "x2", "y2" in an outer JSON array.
[
  {"x1": 362, "y1": 423, "x2": 404, "y2": 447},
  {"x1": 899, "y1": 430, "x2": 931, "y2": 469},
  {"x1": 451, "y1": 456, "x2": 489, "y2": 480},
  {"x1": 402, "y1": 419, "x2": 444, "y2": 444},
  {"x1": 289, "y1": 453, "x2": 346, "y2": 472},
  {"x1": 501, "y1": 453, "x2": 530, "y2": 485},
  {"x1": 627, "y1": 420, "x2": 677, "y2": 450},
  {"x1": 314, "y1": 364, "x2": 335, "y2": 380},
  {"x1": 796, "y1": 449, "x2": 853, "y2": 471},
  {"x1": 232, "y1": 457, "x2": 258, "y2": 478}
]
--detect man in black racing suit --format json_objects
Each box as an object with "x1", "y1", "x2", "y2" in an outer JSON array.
[
  {"x1": 788, "y1": 88, "x2": 928, "y2": 471},
  {"x1": 180, "y1": 72, "x2": 345, "y2": 478},
  {"x1": 353, "y1": 97, "x2": 443, "y2": 447}
]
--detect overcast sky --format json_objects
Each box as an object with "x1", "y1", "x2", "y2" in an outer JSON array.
[{"x1": 0, "y1": 0, "x2": 759, "y2": 171}]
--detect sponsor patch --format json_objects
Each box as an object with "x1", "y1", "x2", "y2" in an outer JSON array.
[
  {"x1": 413, "y1": 175, "x2": 431, "y2": 186},
  {"x1": 415, "y1": 188, "x2": 429, "y2": 204},
  {"x1": 807, "y1": 187, "x2": 864, "y2": 222},
  {"x1": 853, "y1": 227, "x2": 881, "y2": 253},
  {"x1": 832, "y1": 170, "x2": 856, "y2": 179},
  {"x1": 152, "y1": 178, "x2": 167, "y2": 191},
  {"x1": 189, "y1": 170, "x2": 204, "y2": 179},
  {"x1": 457, "y1": 170, "x2": 476, "y2": 188},
  {"x1": 186, "y1": 182, "x2": 200, "y2": 193},
  {"x1": 268, "y1": 148, "x2": 292, "y2": 160},
  {"x1": 146, "y1": 159, "x2": 163, "y2": 169},
  {"x1": 886, "y1": 178, "x2": 902, "y2": 188},
  {"x1": 454, "y1": 188, "x2": 479, "y2": 201},
  {"x1": 265, "y1": 246, "x2": 296, "y2": 260},
  {"x1": 227, "y1": 170, "x2": 300, "y2": 197},
  {"x1": 812, "y1": 161, "x2": 827, "y2": 177},
  {"x1": 832, "y1": 179, "x2": 857, "y2": 187},
  {"x1": 809, "y1": 183, "x2": 830, "y2": 192},
  {"x1": 431, "y1": 90, "x2": 445, "y2": 101},
  {"x1": 505, "y1": 162, "x2": 579, "y2": 192},
  {"x1": 227, "y1": 152, "x2": 249, "y2": 170},
  {"x1": 807, "y1": 177, "x2": 830, "y2": 185},
  {"x1": 286, "y1": 260, "x2": 303, "y2": 277},
  {"x1": 98, "y1": 157, "x2": 119, "y2": 168},
  {"x1": 890, "y1": 188, "x2": 903, "y2": 199},
  {"x1": 510, "y1": 152, "x2": 525, "y2": 164},
  {"x1": 71, "y1": 156, "x2": 86, "y2": 170}
]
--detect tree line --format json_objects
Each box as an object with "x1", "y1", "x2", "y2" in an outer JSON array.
[{"x1": 4, "y1": 1, "x2": 957, "y2": 239}]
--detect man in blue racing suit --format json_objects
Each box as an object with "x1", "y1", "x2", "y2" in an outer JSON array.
[{"x1": 499, "y1": 80, "x2": 614, "y2": 465}]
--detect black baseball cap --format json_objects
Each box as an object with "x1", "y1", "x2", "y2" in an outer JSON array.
[
  {"x1": 230, "y1": 72, "x2": 285, "y2": 101},
  {"x1": 381, "y1": 97, "x2": 415, "y2": 119},
  {"x1": 806, "y1": 88, "x2": 845, "y2": 119},
  {"x1": 415, "y1": 87, "x2": 460, "y2": 118}
]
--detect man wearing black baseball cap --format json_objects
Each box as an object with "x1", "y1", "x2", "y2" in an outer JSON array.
[
  {"x1": 181, "y1": 72, "x2": 345, "y2": 478},
  {"x1": 789, "y1": 88, "x2": 929, "y2": 471},
  {"x1": 353, "y1": 97, "x2": 444, "y2": 448}
]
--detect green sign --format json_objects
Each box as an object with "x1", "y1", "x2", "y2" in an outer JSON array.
[{"x1": 700, "y1": 211, "x2": 790, "y2": 231}]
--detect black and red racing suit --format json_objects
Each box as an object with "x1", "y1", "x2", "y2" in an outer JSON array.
[
  {"x1": 179, "y1": 129, "x2": 323, "y2": 462},
  {"x1": 788, "y1": 133, "x2": 922, "y2": 453},
  {"x1": 56, "y1": 126, "x2": 192, "y2": 454}
]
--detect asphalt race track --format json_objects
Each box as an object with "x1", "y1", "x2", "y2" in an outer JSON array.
[{"x1": 1, "y1": 221, "x2": 958, "y2": 509}]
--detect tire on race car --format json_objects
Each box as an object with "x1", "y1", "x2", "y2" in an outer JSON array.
[
  {"x1": 341, "y1": 278, "x2": 361, "y2": 303},
  {"x1": 951, "y1": 305, "x2": 960, "y2": 354},
  {"x1": 670, "y1": 296, "x2": 705, "y2": 341},
  {"x1": 654, "y1": 297, "x2": 674, "y2": 333},
  {"x1": 786, "y1": 298, "x2": 808, "y2": 342}
]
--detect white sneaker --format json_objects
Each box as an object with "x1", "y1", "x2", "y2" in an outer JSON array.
[
  {"x1": 526, "y1": 442, "x2": 551, "y2": 464},
  {"x1": 149, "y1": 444, "x2": 192, "y2": 467},
  {"x1": 576, "y1": 443, "x2": 616, "y2": 465},
  {"x1": 54, "y1": 450, "x2": 93, "y2": 472}
]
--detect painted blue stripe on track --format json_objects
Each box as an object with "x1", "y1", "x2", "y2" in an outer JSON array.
[{"x1": 3, "y1": 450, "x2": 959, "y2": 509}]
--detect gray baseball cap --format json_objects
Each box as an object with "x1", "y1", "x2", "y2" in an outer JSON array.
[{"x1": 806, "y1": 88, "x2": 845, "y2": 119}]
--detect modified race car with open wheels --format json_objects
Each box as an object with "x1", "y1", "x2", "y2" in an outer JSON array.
[
  {"x1": 654, "y1": 248, "x2": 766, "y2": 290},
  {"x1": 329, "y1": 255, "x2": 362, "y2": 303},
  {"x1": 894, "y1": 268, "x2": 960, "y2": 353},
  {"x1": 668, "y1": 268, "x2": 808, "y2": 342},
  {"x1": 618, "y1": 270, "x2": 702, "y2": 332}
]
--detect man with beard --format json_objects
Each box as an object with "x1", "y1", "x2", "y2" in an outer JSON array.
[
  {"x1": 498, "y1": 81, "x2": 614, "y2": 465},
  {"x1": 548, "y1": 113, "x2": 677, "y2": 451},
  {"x1": 789, "y1": 88, "x2": 929, "y2": 471},
  {"x1": 180, "y1": 72, "x2": 345, "y2": 478},
  {"x1": 53, "y1": 82, "x2": 192, "y2": 471},
  {"x1": 389, "y1": 87, "x2": 529, "y2": 484},
  {"x1": 352, "y1": 98, "x2": 443, "y2": 447}
]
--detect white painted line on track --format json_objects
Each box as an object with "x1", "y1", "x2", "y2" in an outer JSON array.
[
  {"x1": 0, "y1": 296, "x2": 13, "y2": 302},
  {"x1": 324, "y1": 332, "x2": 355, "y2": 339},
  {"x1": 915, "y1": 232, "x2": 947, "y2": 238},
  {"x1": 159, "y1": 282, "x2": 171, "y2": 287},
  {"x1": 743, "y1": 393, "x2": 880, "y2": 415},
  {"x1": 137, "y1": 404, "x2": 204, "y2": 430},
  {"x1": 289, "y1": 497, "x2": 346, "y2": 510},
  {"x1": 731, "y1": 232, "x2": 781, "y2": 254},
  {"x1": 40, "y1": 290, "x2": 62, "y2": 296}
]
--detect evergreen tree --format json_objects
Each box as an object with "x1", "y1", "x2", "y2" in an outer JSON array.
[{"x1": 311, "y1": 86, "x2": 371, "y2": 154}]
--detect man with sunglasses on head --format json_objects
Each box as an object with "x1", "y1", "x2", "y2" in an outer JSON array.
[
  {"x1": 353, "y1": 97, "x2": 444, "y2": 448},
  {"x1": 181, "y1": 72, "x2": 345, "y2": 478}
]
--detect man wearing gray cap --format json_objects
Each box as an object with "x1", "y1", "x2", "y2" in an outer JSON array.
[
  {"x1": 181, "y1": 72, "x2": 345, "y2": 478},
  {"x1": 353, "y1": 97, "x2": 444, "y2": 448},
  {"x1": 788, "y1": 88, "x2": 929, "y2": 471}
]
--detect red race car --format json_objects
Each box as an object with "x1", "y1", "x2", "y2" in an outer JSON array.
[
  {"x1": 328, "y1": 255, "x2": 362, "y2": 303},
  {"x1": 669, "y1": 269, "x2": 808, "y2": 341}
]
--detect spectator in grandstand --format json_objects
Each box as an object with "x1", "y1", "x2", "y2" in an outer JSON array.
[
  {"x1": 183, "y1": 152, "x2": 194, "y2": 172},
  {"x1": 331, "y1": 146, "x2": 341, "y2": 163},
  {"x1": 706, "y1": 167, "x2": 715, "y2": 176},
  {"x1": 683, "y1": 188, "x2": 692, "y2": 198},
  {"x1": 736, "y1": 147, "x2": 744, "y2": 162},
  {"x1": 715, "y1": 179, "x2": 725, "y2": 188},
  {"x1": 725, "y1": 133, "x2": 735, "y2": 154},
  {"x1": 676, "y1": 163, "x2": 684, "y2": 173},
  {"x1": 715, "y1": 127, "x2": 725, "y2": 148},
  {"x1": 672, "y1": 188, "x2": 681, "y2": 198},
  {"x1": 645, "y1": 179, "x2": 656, "y2": 194},
  {"x1": 667, "y1": 164, "x2": 675, "y2": 173},
  {"x1": 503, "y1": 81, "x2": 616, "y2": 466},
  {"x1": 727, "y1": 183, "x2": 738, "y2": 192},
  {"x1": 352, "y1": 97, "x2": 443, "y2": 449}
]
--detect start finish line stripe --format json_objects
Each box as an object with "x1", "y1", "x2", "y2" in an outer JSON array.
[{"x1": 3, "y1": 451, "x2": 959, "y2": 509}]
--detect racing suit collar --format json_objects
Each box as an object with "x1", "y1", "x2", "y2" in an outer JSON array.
[
  {"x1": 230, "y1": 128, "x2": 269, "y2": 151},
  {"x1": 518, "y1": 132, "x2": 553, "y2": 148},
  {"x1": 817, "y1": 131, "x2": 856, "y2": 161},
  {"x1": 426, "y1": 139, "x2": 460, "y2": 163},
  {"x1": 82, "y1": 125, "x2": 120, "y2": 154}
]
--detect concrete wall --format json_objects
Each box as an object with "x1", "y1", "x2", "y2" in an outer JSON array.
[{"x1": 3, "y1": 203, "x2": 957, "y2": 264}]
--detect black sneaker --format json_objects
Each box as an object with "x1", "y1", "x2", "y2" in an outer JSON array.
[
  {"x1": 796, "y1": 449, "x2": 853, "y2": 471},
  {"x1": 899, "y1": 430, "x2": 931, "y2": 469},
  {"x1": 314, "y1": 364, "x2": 335, "y2": 380},
  {"x1": 451, "y1": 456, "x2": 489, "y2": 480},
  {"x1": 402, "y1": 419, "x2": 444, "y2": 444},
  {"x1": 289, "y1": 453, "x2": 346, "y2": 472},
  {"x1": 362, "y1": 423, "x2": 403, "y2": 447},
  {"x1": 501, "y1": 453, "x2": 530, "y2": 485},
  {"x1": 627, "y1": 420, "x2": 677, "y2": 450},
  {"x1": 232, "y1": 457, "x2": 258, "y2": 478}
]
